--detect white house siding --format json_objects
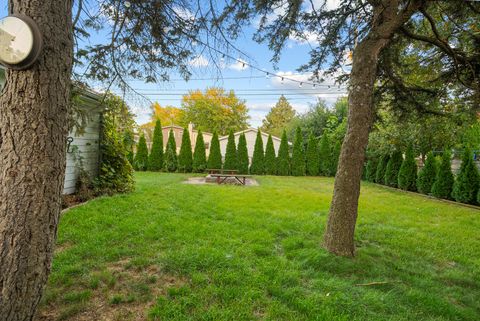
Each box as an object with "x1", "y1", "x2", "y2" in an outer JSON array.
[
  {"x1": 219, "y1": 128, "x2": 282, "y2": 164},
  {"x1": 63, "y1": 92, "x2": 103, "y2": 194}
]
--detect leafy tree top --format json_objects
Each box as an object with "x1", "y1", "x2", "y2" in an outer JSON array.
[{"x1": 261, "y1": 95, "x2": 296, "y2": 137}]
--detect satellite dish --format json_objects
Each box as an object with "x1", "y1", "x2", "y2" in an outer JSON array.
[{"x1": 0, "y1": 15, "x2": 43, "y2": 70}]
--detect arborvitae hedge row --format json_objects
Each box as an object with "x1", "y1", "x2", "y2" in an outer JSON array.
[
  {"x1": 365, "y1": 158, "x2": 378, "y2": 182},
  {"x1": 223, "y1": 130, "x2": 238, "y2": 170},
  {"x1": 178, "y1": 128, "x2": 193, "y2": 173},
  {"x1": 192, "y1": 130, "x2": 207, "y2": 173},
  {"x1": 417, "y1": 151, "x2": 437, "y2": 194},
  {"x1": 398, "y1": 145, "x2": 417, "y2": 191},
  {"x1": 264, "y1": 135, "x2": 276, "y2": 175},
  {"x1": 431, "y1": 151, "x2": 454, "y2": 200},
  {"x1": 276, "y1": 130, "x2": 290, "y2": 176},
  {"x1": 306, "y1": 133, "x2": 319, "y2": 176},
  {"x1": 318, "y1": 133, "x2": 331, "y2": 176},
  {"x1": 291, "y1": 127, "x2": 306, "y2": 176},
  {"x1": 375, "y1": 154, "x2": 390, "y2": 184},
  {"x1": 164, "y1": 129, "x2": 177, "y2": 172},
  {"x1": 237, "y1": 133, "x2": 249, "y2": 174},
  {"x1": 452, "y1": 148, "x2": 480, "y2": 204},
  {"x1": 385, "y1": 151, "x2": 403, "y2": 187},
  {"x1": 147, "y1": 120, "x2": 163, "y2": 171},
  {"x1": 134, "y1": 134, "x2": 149, "y2": 171},
  {"x1": 207, "y1": 132, "x2": 222, "y2": 169},
  {"x1": 250, "y1": 130, "x2": 265, "y2": 175}
]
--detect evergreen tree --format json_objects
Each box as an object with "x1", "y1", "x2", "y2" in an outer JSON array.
[
  {"x1": 431, "y1": 151, "x2": 454, "y2": 200},
  {"x1": 250, "y1": 130, "x2": 265, "y2": 175},
  {"x1": 452, "y1": 148, "x2": 480, "y2": 204},
  {"x1": 478, "y1": 186, "x2": 480, "y2": 205},
  {"x1": 365, "y1": 158, "x2": 378, "y2": 182},
  {"x1": 318, "y1": 133, "x2": 331, "y2": 176},
  {"x1": 134, "y1": 134, "x2": 149, "y2": 171},
  {"x1": 291, "y1": 127, "x2": 306, "y2": 176},
  {"x1": 264, "y1": 134, "x2": 276, "y2": 175},
  {"x1": 123, "y1": 131, "x2": 135, "y2": 166},
  {"x1": 207, "y1": 131, "x2": 222, "y2": 169},
  {"x1": 398, "y1": 144, "x2": 417, "y2": 191},
  {"x1": 276, "y1": 129, "x2": 290, "y2": 176},
  {"x1": 330, "y1": 140, "x2": 342, "y2": 176},
  {"x1": 237, "y1": 133, "x2": 249, "y2": 174},
  {"x1": 147, "y1": 120, "x2": 163, "y2": 171},
  {"x1": 306, "y1": 133, "x2": 319, "y2": 176},
  {"x1": 192, "y1": 130, "x2": 207, "y2": 173},
  {"x1": 417, "y1": 151, "x2": 437, "y2": 194},
  {"x1": 385, "y1": 150, "x2": 403, "y2": 187},
  {"x1": 178, "y1": 128, "x2": 193, "y2": 172},
  {"x1": 164, "y1": 129, "x2": 177, "y2": 172},
  {"x1": 375, "y1": 154, "x2": 390, "y2": 184},
  {"x1": 223, "y1": 130, "x2": 238, "y2": 170}
]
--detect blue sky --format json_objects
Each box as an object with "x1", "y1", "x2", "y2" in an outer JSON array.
[{"x1": 1, "y1": 1, "x2": 347, "y2": 127}]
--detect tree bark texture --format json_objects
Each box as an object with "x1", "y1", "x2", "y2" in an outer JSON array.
[
  {"x1": 0, "y1": 1, "x2": 73, "y2": 320},
  {"x1": 323, "y1": 0, "x2": 422, "y2": 256}
]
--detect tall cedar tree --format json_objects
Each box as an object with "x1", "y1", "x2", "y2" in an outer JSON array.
[
  {"x1": 134, "y1": 134, "x2": 149, "y2": 171},
  {"x1": 277, "y1": 130, "x2": 290, "y2": 175},
  {"x1": 237, "y1": 133, "x2": 249, "y2": 174},
  {"x1": 452, "y1": 148, "x2": 480, "y2": 204},
  {"x1": 385, "y1": 151, "x2": 403, "y2": 187},
  {"x1": 192, "y1": 130, "x2": 207, "y2": 172},
  {"x1": 207, "y1": 132, "x2": 222, "y2": 169},
  {"x1": 375, "y1": 154, "x2": 390, "y2": 185},
  {"x1": 330, "y1": 140, "x2": 342, "y2": 176},
  {"x1": 417, "y1": 151, "x2": 437, "y2": 194},
  {"x1": 398, "y1": 145, "x2": 417, "y2": 191},
  {"x1": 318, "y1": 133, "x2": 331, "y2": 176},
  {"x1": 250, "y1": 130, "x2": 265, "y2": 174},
  {"x1": 164, "y1": 130, "x2": 177, "y2": 172},
  {"x1": 306, "y1": 133, "x2": 319, "y2": 176},
  {"x1": 147, "y1": 120, "x2": 163, "y2": 171},
  {"x1": 291, "y1": 127, "x2": 306, "y2": 176},
  {"x1": 178, "y1": 128, "x2": 193, "y2": 172},
  {"x1": 264, "y1": 135, "x2": 277, "y2": 175},
  {"x1": 431, "y1": 152, "x2": 454, "y2": 200},
  {"x1": 223, "y1": 130, "x2": 238, "y2": 170},
  {"x1": 365, "y1": 158, "x2": 378, "y2": 182},
  {"x1": 123, "y1": 131, "x2": 135, "y2": 166}
]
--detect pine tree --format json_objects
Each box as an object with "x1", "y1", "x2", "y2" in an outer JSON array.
[
  {"x1": 384, "y1": 150, "x2": 403, "y2": 187},
  {"x1": 207, "y1": 131, "x2": 222, "y2": 169},
  {"x1": 431, "y1": 151, "x2": 454, "y2": 200},
  {"x1": 365, "y1": 158, "x2": 378, "y2": 182},
  {"x1": 330, "y1": 140, "x2": 342, "y2": 176},
  {"x1": 223, "y1": 130, "x2": 238, "y2": 170},
  {"x1": 276, "y1": 129, "x2": 290, "y2": 176},
  {"x1": 192, "y1": 130, "x2": 207, "y2": 173},
  {"x1": 417, "y1": 151, "x2": 437, "y2": 194},
  {"x1": 318, "y1": 133, "x2": 331, "y2": 176},
  {"x1": 237, "y1": 133, "x2": 249, "y2": 174},
  {"x1": 250, "y1": 130, "x2": 265, "y2": 175},
  {"x1": 291, "y1": 127, "x2": 306, "y2": 176},
  {"x1": 164, "y1": 129, "x2": 177, "y2": 172},
  {"x1": 398, "y1": 144, "x2": 417, "y2": 191},
  {"x1": 375, "y1": 154, "x2": 390, "y2": 184},
  {"x1": 178, "y1": 127, "x2": 193, "y2": 173},
  {"x1": 147, "y1": 120, "x2": 163, "y2": 171},
  {"x1": 264, "y1": 134, "x2": 276, "y2": 175},
  {"x1": 452, "y1": 148, "x2": 480, "y2": 204},
  {"x1": 134, "y1": 134, "x2": 149, "y2": 171},
  {"x1": 306, "y1": 133, "x2": 319, "y2": 176}
]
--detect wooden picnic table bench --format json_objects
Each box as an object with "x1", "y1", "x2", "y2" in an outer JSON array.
[
  {"x1": 206, "y1": 168, "x2": 238, "y2": 175},
  {"x1": 210, "y1": 173, "x2": 252, "y2": 185}
]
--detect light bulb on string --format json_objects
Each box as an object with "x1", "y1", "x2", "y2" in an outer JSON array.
[{"x1": 299, "y1": 82, "x2": 303, "y2": 88}]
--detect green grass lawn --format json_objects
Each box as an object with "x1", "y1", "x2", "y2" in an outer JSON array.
[{"x1": 37, "y1": 173, "x2": 480, "y2": 321}]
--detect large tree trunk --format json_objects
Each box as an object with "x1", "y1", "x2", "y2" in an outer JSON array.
[{"x1": 0, "y1": 1, "x2": 73, "y2": 320}]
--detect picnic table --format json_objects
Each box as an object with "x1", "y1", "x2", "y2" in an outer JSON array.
[
  {"x1": 206, "y1": 168, "x2": 238, "y2": 175},
  {"x1": 210, "y1": 173, "x2": 252, "y2": 185}
]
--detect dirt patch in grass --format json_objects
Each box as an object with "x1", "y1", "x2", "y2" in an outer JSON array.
[{"x1": 35, "y1": 259, "x2": 187, "y2": 321}]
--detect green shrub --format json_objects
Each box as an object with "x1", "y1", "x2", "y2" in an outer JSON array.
[
  {"x1": 375, "y1": 154, "x2": 390, "y2": 184},
  {"x1": 306, "y1": 133, "x2": 319, "y2": 176},
  {"x1": 123, "y1": 131, "x2": 135, "y2": 166},
  {"x1": 318, "y1": 133, "x2": 331, "y2": 176},
  {"x1": 478, "y1": 186, "x2": 480, "y2": 204},
  {"x1": 164, "y1": 129, "x2": 177, "y2": 172},
  {"x1": 223, "y1": 130, "x2": 238, "y2": 170},
  {"x1": 417, "y1": 151, "x2": 437, "y2": 194},
  {"x1": 385, "y1": 150, "x2": 403, "y2": 187},
  {"x1": 398, "y1": 145, "x2": 417, "y2": 191},
  {"x1": 264, "y1": 134, "x2": 276, "y2": 175},
  {"x1": 365, "y1": 158, "x2": 378, "y2": 182},
  {"x1": 330, "y1": 140, "x2": 342, "y2": 176},
  {"x1": 192, "y1": 130, "x2": 207, "y2": 173},
  {"x1": 147, "y1": 120, "x2": 163, "y2": 171},
  {"x1": 250, "y1": 130, "x2": 265, "y2": 175},
  {"x1": 178, "y1": 128, "x2": 193, "y2": 173},
  {"x1": 452, "y1": 148, "x2": 480, "y2": 204},
  {"x1": 134, "y1": 134, "x2": 149, "y2": 171},
  {"x1": 291, "y1": 127, "x2": 306, "y2": 176},
  {"x1": 276, "y1": 130, "x2": 290, "y2": 176},
  {"x1": 237, "y1": 133, "x2": 249, "y2": 174},
  {"x1": 431, "y1": 151, "x2": 454, "y2": 200},
  {"x1": 207, "y1": 132, "x2": 222, "y2": 169}
]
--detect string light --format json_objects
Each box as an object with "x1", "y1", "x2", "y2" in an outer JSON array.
[{"x1": 299, "y1": 82, "x2": 303, "y2": 88}]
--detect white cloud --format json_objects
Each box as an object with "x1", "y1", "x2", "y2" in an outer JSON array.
[
  {"x1": 189, "y1": 55, "x2": 209, "y2": 68},
  {"x1": 229, "y1": 59, "x2": 249, "y2": 71}
]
